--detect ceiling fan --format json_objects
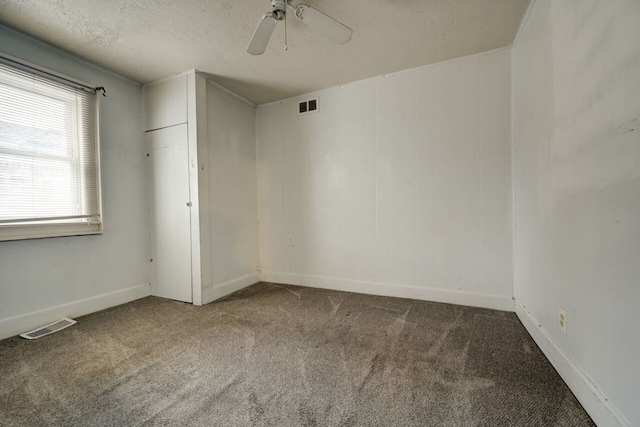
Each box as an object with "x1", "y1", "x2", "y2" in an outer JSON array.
[{"x1": 247, "y1": 0, "x2": 353, "y2": 55}]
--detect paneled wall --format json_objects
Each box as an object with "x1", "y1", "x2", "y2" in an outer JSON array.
[
  {"x1": 257, "y1": 48, "x2": 513, "y2": 310},
  {"x1": 513, "y1": 1, "x2": 640, "y2": 425},
  {"x1": 203, "y1": 81, "x2": 260, "y2": 302}
]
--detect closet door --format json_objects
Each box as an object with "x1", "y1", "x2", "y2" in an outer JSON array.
[{"x1": 146, "y1": 123, "x2": 192, "y2": 303}]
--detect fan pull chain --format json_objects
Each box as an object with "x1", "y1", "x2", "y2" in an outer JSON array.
[{"x1": 284, "y1": 9, "x2": 288, "y2": 51}]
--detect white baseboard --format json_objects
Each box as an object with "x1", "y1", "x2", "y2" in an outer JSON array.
[
  {"x1": 260, "y1": 271, "x2": 514, "y2": 312},
  {"x1": 0, "y1": 283, "x2": 151, "y2": 341},
  {"x1": 515, "y1": 301, "x2": 629, "y2": 427},
  {"x1": 202, "y1": 272, "x2": 261, "y2": 305}
]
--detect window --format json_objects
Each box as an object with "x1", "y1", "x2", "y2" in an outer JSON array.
[{"x1": 0, "y1": 56, "x2": 102, "y2": 241}]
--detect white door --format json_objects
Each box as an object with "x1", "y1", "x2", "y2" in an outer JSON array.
[{"x1": 146, "y1": 124, "x2": 192, "y2": 303}]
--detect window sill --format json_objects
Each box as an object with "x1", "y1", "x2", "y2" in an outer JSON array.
[{"x1": 0, "y1": 223, "x2": 103, "y2": 242}]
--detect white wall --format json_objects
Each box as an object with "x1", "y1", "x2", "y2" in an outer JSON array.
[
  {"x1": 512, "y1": 1, "x2": 640, "y2": 426},
  {"x1": 203, "y1": 81, "x2": 260, "y2": 302},
  {"x1": 0, "y1": 26, "x2": 150, "y2": 339},
  {"x1": 257, "y1": 48, "x2": 513, "y2": 310}
]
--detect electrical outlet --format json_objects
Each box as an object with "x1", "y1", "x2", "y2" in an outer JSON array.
[
  {"x1": 559, "y1": 307, "x2": 567, "y2": 335},
  {"x1": 288, "y1": 236, "x2": 294, "y2": 246}
]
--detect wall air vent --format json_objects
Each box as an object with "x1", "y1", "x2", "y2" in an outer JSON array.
[
  {"x1": 20, "y1": 318, "x2": 77, "y2": 340},
  {"x1": 298, "y1": 97, "x2": 319, "y2": 115}
]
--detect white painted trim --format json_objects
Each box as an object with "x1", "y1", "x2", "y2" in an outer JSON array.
[
  {"x1": 261, "y1": 272, "x2": 515, "y2": 312},
  {"x1": 257, "y1": 46, "x2": 514, "y2": 108},
  {"x1": 509, "y1": 42, "x2": 517, "y2": 303},
  {"x1": 0, "y1": 223, "x2": 102, "y2": 241},
  {"x1": 0, "y1": 283, "x2": 151, "y2": 341},
  {"x1": 512, "y1": 0, "x2": 537, "y2": 48},
  {"x1": 0, "y1": 52, "x2": 97, "y2": 89},
  {"x1": 189, "y1": 72, "x2": 210, "y2": 307},
  {"x1": 515, "y1": 301, "x2": 630, "y2": 427},
  {"x1": 200, "y1": 73, "x2": 257, "y2": 108},
  {"x1": 1, "y1": 25, "x2": 141, "y2": 86},
  {"x1": 202, "y1": 272, "x2": 261, "y2": 305},
  {"x1": 187, "y1": 72, "x2": 203, "y2": 306},
  {"x1": 143, "y1": 68, "x2": 196, "y2": 87}
]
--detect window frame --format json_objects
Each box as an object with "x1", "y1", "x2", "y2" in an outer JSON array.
[{"x1": 0, "y1": 53, "x2": 103, "y2": 242}]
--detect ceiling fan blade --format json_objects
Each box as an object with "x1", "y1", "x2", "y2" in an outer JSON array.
[
  {"x1": 247, "y1": 13, "x2": 278, "y2": 55},
  {"x1": 294, "y1": 5, "x2": 352, "y2": 45}
]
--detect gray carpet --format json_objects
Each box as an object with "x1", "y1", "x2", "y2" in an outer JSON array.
[{"x1": 0, "y1": 282, "x2": 595, "y2": 426}]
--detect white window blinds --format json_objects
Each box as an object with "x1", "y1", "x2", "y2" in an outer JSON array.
[{"x1": 0, "y1": 59, "x2": 101, "y2": 235}]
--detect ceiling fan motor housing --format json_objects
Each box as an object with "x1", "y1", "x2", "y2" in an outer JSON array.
[
  {"x1": 248, "y1": 0, "x2": 352, "y2": 55},
  {"x1": 271, "y1": 0, "x2": 286, "y2": 20}
]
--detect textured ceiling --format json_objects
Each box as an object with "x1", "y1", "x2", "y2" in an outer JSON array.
[{"x1": 0, "y1": 0, "x2": 529, "y2": 105}]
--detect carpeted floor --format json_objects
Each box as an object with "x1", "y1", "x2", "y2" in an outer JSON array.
[{"x1": 0, "y1": 282, "x2": 594, "y2": 426}]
